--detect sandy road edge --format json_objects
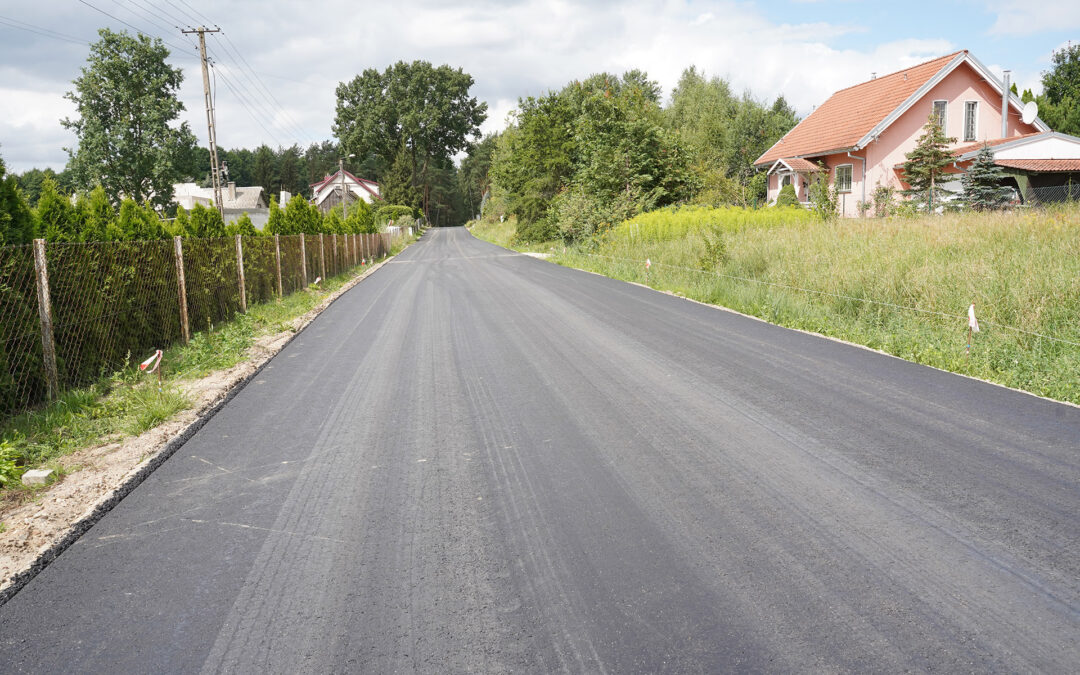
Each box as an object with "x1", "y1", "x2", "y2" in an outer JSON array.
[{"x1": 0, "y1": 247, "x2": 408, "y2": 606}]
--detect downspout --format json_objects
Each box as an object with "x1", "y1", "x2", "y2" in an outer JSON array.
[{"x1": 847, "y1": 151, "x2": 867, "y2": 214}]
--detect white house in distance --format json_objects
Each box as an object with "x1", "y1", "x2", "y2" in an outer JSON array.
[
  {"x1": 172, "y1": 181, "x2": 272, "y2": 229},
  {"x1": 310, "y1": 169, "x2": 380, "y2": 214},
  {"x1": 755, "y1": 50, "x2": 1080, "y2": 215}
]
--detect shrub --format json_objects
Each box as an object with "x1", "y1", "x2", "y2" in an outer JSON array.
[
  {"x1": 775, "y1": 183, "x2": 799, "y2": 207},
  {"x1": 374, "y1": 204, "x2": 416, "y2": 227}
]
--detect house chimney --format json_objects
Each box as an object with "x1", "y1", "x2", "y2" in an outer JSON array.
[
  {"x1": 871, "y1": 72, "x2": 876, "y2": 80},
  {"x1": 1001, "y1": 70, "x2": 1011, "y2": 138},
  {"x1": 227, "y1": 181, "x2": 236, "y2": 202}
]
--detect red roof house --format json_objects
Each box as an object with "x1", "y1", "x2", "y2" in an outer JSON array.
[
  {"x1": 311, "y1": 169, "x2": 381, "y2": 214},
  {"x1": 754, "y1": 51, "x2": 1066, "y2": 215}
]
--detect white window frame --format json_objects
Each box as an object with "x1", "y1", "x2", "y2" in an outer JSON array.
[
  {"x1": 781, "y1": 174, "x2": 792, "y2": 187},
  {"x1": 835, "y1": 164, "x2": 853, "y2": 193},
  {"x1": 963, "y1": 100, "x2": 978, "y2": 142},
  {"x1": 932, "y1": 99, "x2": 948, "y2": 132}
]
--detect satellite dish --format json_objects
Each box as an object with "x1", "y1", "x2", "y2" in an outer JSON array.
[{"x1": 1022, "y1": 100, "x2": 1039, "y2": 125}]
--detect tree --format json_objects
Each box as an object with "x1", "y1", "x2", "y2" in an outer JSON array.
[
  {"x1": 961, "y1": 144, "x2": 1011, "y2": 211},
  {"x1": 1037, "y1": 43, "x2": 1080, "y2": 136},
  {"x1": 0, "y1": 152, "x2": 35, "y2": 245},
  {"x1": 265, "y1": 196, "x2": 284, "y2": 234},
  {"x1": 253, "y1": 145, "x2": 277, "y2": 201},
  {"x1": 35, "y1": 177, "x2": 77, "y2": 242},
  {"x1": 775, "y1": 183, "x2": 799, "y2": 207},
  {"x1": 334, "y1": 60, "x2": 487, "y2": 220},
  {"x1": 74, "y1": 185, "x2": 118, "y2": 241},
  {"x1": 379, "y1": 142, "x2": 422, "y2": 210},
  {"x1": 458, "y1": 134, "x2": 498, "y2": 219},
  {"x1": 902, "y1": 115, "x2": 957, "y2": 211},
  {"x1": 62, "y1": 29, "x2": 196, "y2": 210}
]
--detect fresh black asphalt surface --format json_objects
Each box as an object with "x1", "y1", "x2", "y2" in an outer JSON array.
[{"x1": 1, "y1": 226, "x2": 1078, "y2": 673}]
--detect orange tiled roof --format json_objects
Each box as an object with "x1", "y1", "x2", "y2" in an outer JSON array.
[
  {"x1": 774, "y1": 157, "x2": 824, "y2": 172},
  {"x1": 996, "y1": 159, "x2": 1080, "y2": 172},
  {"x1": 755, "y1": 51, "x2": 965, "y2": 167}
]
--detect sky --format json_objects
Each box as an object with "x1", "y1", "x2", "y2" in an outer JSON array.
[{"x1": 0, "y1": 0, "x2": 1078, "y2": 173}]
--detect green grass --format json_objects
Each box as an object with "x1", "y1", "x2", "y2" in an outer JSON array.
[
  {"x1": 480, "y1": 205, "x2": 1080, "y2": 405},
  {"x1": 0, "y1": 233, "x2": 415, "y2": 497}
]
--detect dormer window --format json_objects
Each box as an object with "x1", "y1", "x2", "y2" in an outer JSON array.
[{"x1": 933, "y1": 100, "x2": 947, "y2": 131}]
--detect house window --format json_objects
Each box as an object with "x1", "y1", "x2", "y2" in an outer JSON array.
[
  {"x1": 932, "y1": 100, "x2": 947, "y2": 131},
  {"x1": 782, "y1": 174, "x2": 792, "y2": 187},
  {"x1": 964, "y1": 101, "x2": 978, "y2": 142},
  {"x1": 835, "y1": 164, "x2": 853, "y2": 193}
]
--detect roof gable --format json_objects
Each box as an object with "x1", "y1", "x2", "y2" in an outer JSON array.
[{"x1": 755, "y1": 50, "x2": 1050, "y2": 167}]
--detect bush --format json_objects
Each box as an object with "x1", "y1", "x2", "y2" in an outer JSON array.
[
  {"x1": 374, "y1": 204, "x2": 416, "y2": 227},
  {"x1": 775, "y1": 183, "x2": 799, "y2": 207},
  {"x1": 0, "y1": 438, "x2": 23, "y2": 487}
]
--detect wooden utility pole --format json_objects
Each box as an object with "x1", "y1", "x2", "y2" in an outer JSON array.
[{"x1": 183, "y1": 26, "x2": 224, "y2": 220}]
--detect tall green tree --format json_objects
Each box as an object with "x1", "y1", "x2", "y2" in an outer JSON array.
[
  {"x1": 961, "y1": 144, "x2": 1012, "y2": 211},
  {"x1": 334, "y1": 60, "x2": 487, "y2": 219},
  {"x1": 0, "y1": 152, "x2": 35, "y2": 245},
  {"x1": 458, "y1": 134, "x2": 498, "y2": 219},
  {"x1": 1036, "y1": 43, "x2": 1080, "y2": 136},
  {"x1": 902, "y1": 115, "x2": 957, "y2": 211},
  {"x1": 35, "y1": 177, "x2": 77, "y2": 242},
  {"x1": 62, "y1": 29, "x2": 196, "y2": 210}
]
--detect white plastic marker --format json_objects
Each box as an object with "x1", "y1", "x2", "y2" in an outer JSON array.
[
  {"x1": 313, "y1": 276, "x2": 322, "y2": 286},
  {"x1": 967, "y1": 303, "x2": 979, "y2": 356},
  {"x1": 646, "y1": 258, "x2": 651, "y2": 270}
]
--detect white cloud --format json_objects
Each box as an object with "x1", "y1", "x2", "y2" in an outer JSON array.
[
  {"x1": 986, "y1": 0, "x2": 1080, "y2": 36},
  {"x1": 0, "y1": 0, "x2": 997, "y2": 171}
]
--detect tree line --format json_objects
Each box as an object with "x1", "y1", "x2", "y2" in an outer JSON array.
[{"x1": 482, "y1": 67, "x2": 798, "y2": 243}]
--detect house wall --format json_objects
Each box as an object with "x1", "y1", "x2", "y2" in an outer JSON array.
[
  {"x1": 995, "y1": 136, "x2": 1080, "y2": 159},
  {"x1": 855, "y1": 62, "x2": 1040, "y2": 215}
]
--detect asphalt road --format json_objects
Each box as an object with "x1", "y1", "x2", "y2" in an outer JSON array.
[{"x1": 1, "y1": 227, "x2": 1078, "y2": 673}]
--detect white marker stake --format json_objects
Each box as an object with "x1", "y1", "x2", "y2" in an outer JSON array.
[
  {"x1": 967, "y1": 303, "x2": 979, "y2": 356},
  {"x1": 645, "y1": 258, "x2": 651, "y2": 284},
  {"x1": 140, "y1": 349, "x2": 163, "y2": 390}
]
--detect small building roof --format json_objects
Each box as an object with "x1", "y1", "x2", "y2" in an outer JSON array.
[
  {"x1": 995, "y1": 159, "x2": 1080, "y2": 172},
  {"x1": 311, "y1": 169, "x2": 380, "y2": 199},
  {"x1": 767, "y1": 158, "x2": 824, "y2": 174}
]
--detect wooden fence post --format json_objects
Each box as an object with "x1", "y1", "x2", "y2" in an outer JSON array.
[
  {"x1": 319, "y1": 233, "x2": 326, "y2": 281},
  {"x1": 32, "y1": 239, "x2": 59, "y2": 400},
  {"x1": 332, "y1": 234, "x2": 338, "y2": 275},
  {"x1": 300, "y1": 233, "x2": 308, "y2": 289},
  {"x1": 235, "y1": 234, "x2": 247, "y2": 313},
  {"x1": 273, "y1": 233, "x2": 283, "y2": 297},
  {"x1": 173, "y1": 236, "x2": 190, "y2": 344}
]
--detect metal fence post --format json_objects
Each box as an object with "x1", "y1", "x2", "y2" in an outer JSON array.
[
  {"x1": 273, "y1": 233, "x2": 283, "y2": 297},
  {"x1": 173, "y1": 236, "x2": 190, "y2": 344},
  {"x1": 32, "y1": 239, "x2": 59, "y2": 400},
  {"x1": 300, "y1": 233, "x2": 308, "y2": 289},
  {"x1": 319, "y1": 233, "x2": 326, "y2": 281},
  {"x1": 235, "y1": 234, "x2": 247, "y2": 313}
]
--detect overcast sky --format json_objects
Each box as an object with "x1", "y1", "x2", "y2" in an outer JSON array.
[{"x1": 1, "y1": 0, "x2": 1078, "y2": 173}]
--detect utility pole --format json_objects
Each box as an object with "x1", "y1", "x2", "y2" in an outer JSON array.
[
  {"x1": 339, "y1": 153, "x2": 355, "y2": 220},
  {"x1": 183, "y1": 26, "x2": 224, "y2": 220}
]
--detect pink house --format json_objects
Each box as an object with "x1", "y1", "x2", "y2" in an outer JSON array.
[{"x1": 754, "y1": 51, "x2": 1080, "y2": 215}]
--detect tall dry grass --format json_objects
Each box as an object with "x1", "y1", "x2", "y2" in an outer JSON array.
[{"x1": 554, "y1": 205, "x2": 1080, "y2": 404}]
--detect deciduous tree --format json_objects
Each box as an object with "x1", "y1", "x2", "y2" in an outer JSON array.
[{"x1": 62, "y1": 29, "x2": 196, "y2": 210}]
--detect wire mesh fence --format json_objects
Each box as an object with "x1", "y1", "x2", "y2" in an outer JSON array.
[
  {"x1": 0, "y1": 245, "x2": 46, "y2": 416},
  {"x1": 1026, "y1": 184, "x2": 1080, "y2": 207},
  {"x1": 47, "y1": 239, "x2": 182, "y2": 393},
  {"x1": 0, "y1": 227, "x2": 413, "y2": 420}
]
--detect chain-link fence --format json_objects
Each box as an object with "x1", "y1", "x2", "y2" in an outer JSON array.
[
  {"x1": 1026, "y1": 184, "x2": 1080, "y2": 206},
  {"x1": 0, "y1": 229, "x2": 409, "y2": 419}
]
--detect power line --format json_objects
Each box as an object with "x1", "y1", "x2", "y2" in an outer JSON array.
[
  {"x1": 76, "y1": 0, "x2": 197, "y2": 58},
  {"x1": 218, "y1": 32, "x2": 315, "y2": 144},
  {"x1": 212, "y1": 65, "x2": 285, "y2": 148},
  {"x1": 0, "y1": 15, "x2": 89, "y2": 45},
  {"x1": 173, "y1": 0, "x2": 214, "y2": 28}
]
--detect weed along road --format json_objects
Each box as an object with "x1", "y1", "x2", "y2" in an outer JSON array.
[{"x1": 1, "y1": 227, "x2": 1079, "y2": 672}]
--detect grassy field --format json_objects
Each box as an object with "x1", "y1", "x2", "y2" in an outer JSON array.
[
  {"x1": 0, "y1": 233, "x2": 415, "y2": 499},
  {"x1": 470, "y1": 206, "x2": 1080, "y2": 405}
]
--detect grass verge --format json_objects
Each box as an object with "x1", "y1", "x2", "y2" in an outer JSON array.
[{"x1": 470, "y1": 207, "x2": 1079, "y2": 405}]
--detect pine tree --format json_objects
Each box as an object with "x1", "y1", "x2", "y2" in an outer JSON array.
[
  {"x1": 902, "y1": 115, "x2": 957, "y2": 212},
  {"x1": 961, "y1": 144, "x2": 1012, "y2": 211}
]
